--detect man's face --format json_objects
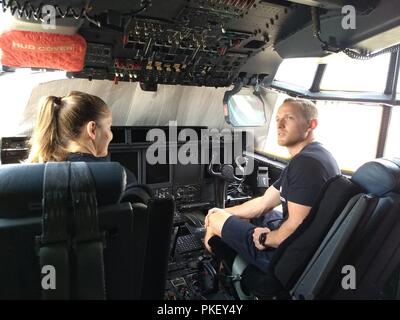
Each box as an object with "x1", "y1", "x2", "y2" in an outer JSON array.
[{"x1": 276, "y1": 102, "x2": 310, "y2": 147}]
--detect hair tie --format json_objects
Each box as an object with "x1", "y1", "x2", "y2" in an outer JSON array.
[{"x1": 53, "y1": 96, "x2": 62, "y2": 107}]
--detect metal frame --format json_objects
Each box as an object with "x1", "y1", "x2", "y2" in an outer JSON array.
[
  {"x1": 270, "y1": 51, "x2": 400, "y2": 106},
  {"x1": 309, "y1": 64, "x2": 326, "y2": 93},
  {"x1": 376, "y1": 105, "x2": 392, "y2": 158}
]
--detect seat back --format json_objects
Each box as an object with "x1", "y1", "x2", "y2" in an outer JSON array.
[
  {"x1": 121, "y1": 184, "x2": 154, "y2": 205},
  {"x1": 117, "y1": 182, "x2": 175, "y2": 299},
  {"x1": 270, "y1": 175, "x2": 363, "y2": 290},
  {"x1": 0, "y1": 162, "x2": 148, "y2": 299},
  {"x1": 326, "y1": 194, "x2": 400, "y2": 299},
  {"x1": 140, "y1": 197, "x2": 175, "y2": 299},
  {"x1": 292, "y1": 158, "x2": 400, "y2": 299}
]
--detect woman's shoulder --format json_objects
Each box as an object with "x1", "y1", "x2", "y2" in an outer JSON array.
[{"x1": 67, "y1": 152, "x2": 111, "y2": 162}]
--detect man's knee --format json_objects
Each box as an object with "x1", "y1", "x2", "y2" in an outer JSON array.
[{"x1": 207, "y1": 211, "x2": 232, "y2": 236}]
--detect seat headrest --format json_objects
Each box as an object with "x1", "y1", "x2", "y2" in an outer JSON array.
[
  {"x1": 352, "y1": 158, "x2": 400, "y2": 196},
  {"x1": 0, "y1": 162, "x2": 126, "y2": 217},
  {"x1": 391, "y1": 157, "x2": 400, "y2": 168},
  {"x1": 121, "y1": 184, "x2": 153, "y2": 205}
]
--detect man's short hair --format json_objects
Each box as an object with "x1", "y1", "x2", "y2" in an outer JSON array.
[{"x1": 283, "y1": 98, "x2": 318, "y2": 122}]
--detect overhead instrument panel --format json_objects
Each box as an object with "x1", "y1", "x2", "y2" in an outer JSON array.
[{"x1": 2, "y1": 0, "x2": 373, "y2": 87}]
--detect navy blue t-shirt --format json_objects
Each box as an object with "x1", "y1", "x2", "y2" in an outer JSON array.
[
  {"x1": 273, "y1": 142, "x2": 340, "y2": 220},
  {"x1": 67, "y1": 152, "x2": 137, "y2": 186}
]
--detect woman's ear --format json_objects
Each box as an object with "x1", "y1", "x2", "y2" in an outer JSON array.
[{"x1": 86, "y1": 121, "x2": 97, "y2": 140}]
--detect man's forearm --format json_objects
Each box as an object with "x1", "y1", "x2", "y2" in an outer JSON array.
[
  {"x1": 264, "y1": 201, "x2": 311, "y2": 248},
  {"x1": 264, "y1": 221, "x2": 297, "y2": 248},
  {"x1": 226, "y1": 197, "x2": 270, "y2": 219}
]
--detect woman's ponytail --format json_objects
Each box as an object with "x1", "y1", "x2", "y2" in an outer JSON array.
[
  {"x1": 27, "y1": 96, "x2": 65, "y2": 162},
  {"x1": 27, "y1": 91, "x2": 108, "y2": 163}
]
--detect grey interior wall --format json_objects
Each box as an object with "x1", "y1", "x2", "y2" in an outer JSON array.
[
  {"x1": 17, "y1": 78, "x2": 275, "y2": 152},
  {"x1": 18, "y1": 79, "x2": 231, "y2": 134}
]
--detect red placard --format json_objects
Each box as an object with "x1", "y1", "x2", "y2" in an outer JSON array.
[{"x1": 0, "y1": 30, "x2": 87, "y2": 72}]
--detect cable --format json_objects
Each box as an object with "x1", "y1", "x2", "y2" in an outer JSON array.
[
  {"x1": 226, "y1": 180, "x2": 247, "y2": 197},
  {"x1": 123, "y1": 0, "x2": 152, "y2": 31},
  {"x1": 311, "y1": 7, "x2": 341, "y2": 54},
  {"x1": 343, "y1": 43, "x2": 400, "y2": 60},
  {"x1": 1, "y1": 0, "x2": 101, "y2": 26},
  {"x1": 122, "y1": 0, "x2": 151, "y2": 17}
]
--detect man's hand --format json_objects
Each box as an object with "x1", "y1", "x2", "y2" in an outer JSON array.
[
  {"x1": 253, "y1": 227, "x2": 271, "y2": 250},
  {"x1": 205, "y1": 207, "x2": 227, "y2": 227}
]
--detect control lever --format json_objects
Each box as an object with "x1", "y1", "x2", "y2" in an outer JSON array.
[
  {"x1": 208, "y1": 153, "x2": 248, "y2": 208},
  {"x1": 235, "y1": 155, "x2": 248, "y2": 177},
  {"x1": 208, "y1": 153, "x2": 247, "y2": 182}
]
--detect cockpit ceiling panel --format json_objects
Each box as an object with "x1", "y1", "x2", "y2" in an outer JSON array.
[{"x1": 1, "y1": 0, "x2": 383, "y2": 87}]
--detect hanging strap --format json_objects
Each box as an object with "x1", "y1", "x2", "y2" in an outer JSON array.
[
  {"x1": 70, "y1": 162, "x2": 106, "y2": 299},
  {"x1": 37, "y1": 162, "x2": 71, "y2": 300}
]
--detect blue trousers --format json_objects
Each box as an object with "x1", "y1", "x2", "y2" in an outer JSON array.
[{"x1": 221, "y1": 210, "x2": 283, "y2": 271}]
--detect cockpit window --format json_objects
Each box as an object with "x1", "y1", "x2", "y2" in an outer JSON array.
[
  {"x1": 320, "y1": 52, "x2": 390, "y2": 92},
  {"x1": 274, "y1": 58, "x2": 319, "y2": 89},
  {"x1": 314, "y1": 101, "x2": 383, "y2": 172},
  {"x1": 384, "y1": 107, "x2": 400, "y2": 159},
  {"x1": 262, "y1": 93, "x2": 384, "y2": 172},
  {"x1": 227, "y1": 92, "x2": 266, "y2": 127},
  {"x1": 397, "y1": 71, "x2": 400, "y2": 96}
]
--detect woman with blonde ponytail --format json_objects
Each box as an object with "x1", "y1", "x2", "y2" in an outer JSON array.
[
  {"x1": 28, "y1": 91, "x2": 137, "y2": 183},
  {"x1": 28, "y1": 91, "x2": 137, "y2": 185},
  {"x1": 28, "y1": 91, "x2": 114, "y2": 164},
  {"x1": 28, "y1": 96, "x2": 67, "y2": 163},
  {"x1": 28, "y1": 90, "x2": 137, "y2": 184}
]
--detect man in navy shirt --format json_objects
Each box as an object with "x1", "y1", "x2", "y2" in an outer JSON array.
[{"x1": 204, "y1": 98, "x2": 340, "y2": 271}]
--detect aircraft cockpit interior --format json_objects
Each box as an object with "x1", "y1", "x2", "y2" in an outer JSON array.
[{"x1": 1, "y1": 0, "x2": 400, "y2": 302}]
